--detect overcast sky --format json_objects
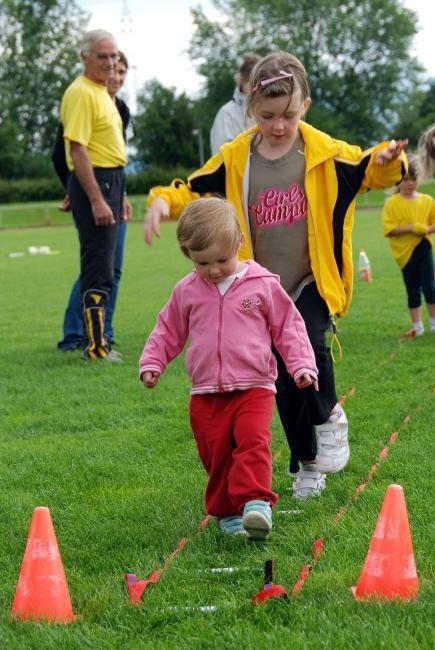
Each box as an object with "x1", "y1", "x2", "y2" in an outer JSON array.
[
  {"x1": 80, "y1": 0, "x2": 435, "y2": 108},
  {"x1": 83, "y1": 0, "x2": 218, "y2": 107}
]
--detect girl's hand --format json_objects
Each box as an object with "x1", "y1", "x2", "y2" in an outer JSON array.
[
  {"x1": 142, "y1": 371, "x2": 160, "y2": 388},
  {"x1": 412, "y1": 222, "x2": 429, "y2": 235},
  {"x1": 295, "y1": 373, "x2": 319, "y2": 391},
  {"x1": 375, "y1": 139, "x2": 408, "y2": 166},
  {"x1": 144, "y1": 197, "x2": 170, "y2": 245}
]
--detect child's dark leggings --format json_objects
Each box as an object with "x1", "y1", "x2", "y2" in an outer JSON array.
[
  {"x1": 274, "y1": 282, "x2": 337, "y2": 474},
  {"x1": 401, "y1": 239, "x2": 435, "y2": 309}
]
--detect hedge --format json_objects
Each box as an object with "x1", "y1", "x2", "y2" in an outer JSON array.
[
  {"x1": 0, "y1": 177, "x2": 65, "y2": 203},
  {"x1": 0, "y1": 166, "x2": 194, "y2": 204}
]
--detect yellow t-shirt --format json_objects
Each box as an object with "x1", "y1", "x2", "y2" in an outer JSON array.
[
  {"x1": 382, "y1": 192, "x2": 434, "y2": 268},
  {"x1": 60, "y1": 75, "x2": 127, "y2": 170}
]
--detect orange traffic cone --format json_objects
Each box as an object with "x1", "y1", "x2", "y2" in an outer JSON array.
[
  {"x1": 11, "y1": 506, "x2": 75, "y2": 623},
  {"x1": 352, "y1": 484, "x2": 418, "y2": 601}
]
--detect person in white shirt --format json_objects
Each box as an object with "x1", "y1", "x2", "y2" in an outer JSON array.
[{"x1": 210, "y1": 53, "x2": 260, "y2": 155}]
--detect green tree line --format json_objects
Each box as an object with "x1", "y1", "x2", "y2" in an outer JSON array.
[
  {"x1": 0, "y1": 0, "x2": 87, "y2": 179},
  {"x1": 1, "y1": 0, "x2": 434, "y2": 189}
]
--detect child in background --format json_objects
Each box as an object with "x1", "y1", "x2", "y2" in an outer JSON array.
[
  {"x1": 139, "y1": 198, "x2": 318, "y2": 539},
  {"x1": 143, "y1": 51, "x2": 407, "y2": 498},
  {"x1": 383, "y1": 155, "x2": 435, "y2": 335}
]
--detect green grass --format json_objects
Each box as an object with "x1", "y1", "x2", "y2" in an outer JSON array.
[{"x1": 0, "y1": 211, "x2": 434, "y2": 648}]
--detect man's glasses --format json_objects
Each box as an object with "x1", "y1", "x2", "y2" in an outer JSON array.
[{"x1": 93, "y1": 53, "x2": 120, "y2": 62}]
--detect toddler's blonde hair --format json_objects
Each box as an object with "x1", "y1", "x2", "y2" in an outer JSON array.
[{"x1": 177, "y1": 197, "x2": 241, "y2": 258}]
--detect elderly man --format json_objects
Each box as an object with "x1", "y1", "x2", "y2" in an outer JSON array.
[{"x1": 60, "y1": 29, "x2": 128, "y2": 361}]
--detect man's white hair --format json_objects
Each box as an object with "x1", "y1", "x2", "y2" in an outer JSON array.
[{"x1": 80, "y1": 29, "x2": 116, "y2": 56}]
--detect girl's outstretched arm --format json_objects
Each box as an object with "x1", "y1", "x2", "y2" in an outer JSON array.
[
  {"x1": 375, "y1": 139, "x2": 408, "y2": 166},
  {"x1": 144, "y1": 197, "x2": 170, "y2": 244}
]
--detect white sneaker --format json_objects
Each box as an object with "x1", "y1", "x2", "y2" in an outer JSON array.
[
  {"x1": 292, "y1": 468, "x2": 326, "y2": 499},
  {"x1": 311, "y1": 404, "x2": 349, "y2": 473}
]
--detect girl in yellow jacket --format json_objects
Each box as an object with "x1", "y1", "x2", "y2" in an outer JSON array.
[
  {"x1": 144, "y1": 51, "x2": 407, "y2": 499},
  {"x1": 383, "y1": 155, "x2": 435, "y2": 336}
]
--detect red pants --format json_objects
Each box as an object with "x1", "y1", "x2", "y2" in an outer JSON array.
[{"x1": 189, "y1": 388, "x2": 278, "y2": 517}]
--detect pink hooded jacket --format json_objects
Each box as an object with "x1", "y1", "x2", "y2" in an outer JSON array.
[{"x1": 139, "y1": 260, "x2": 317, "y2": 394}]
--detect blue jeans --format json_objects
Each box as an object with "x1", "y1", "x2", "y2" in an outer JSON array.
[{"x1": 57, "y1": 221, "x2": 128, "y2": 349}]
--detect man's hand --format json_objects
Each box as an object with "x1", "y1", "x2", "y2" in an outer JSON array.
[
  {"x1": 70, "y1": 141, "x2": 115, "y2": 226},
  {"x1": 144, "y1": 197, "x2": 170, "y2": 244},
  {"x1": 91, "y1": 197, "x2": 115, "y2": 226}
]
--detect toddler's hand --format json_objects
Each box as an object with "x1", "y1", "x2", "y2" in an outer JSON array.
[
  {"x1": 142, "y1": 371, "x2": 160, "y2": 388},
  {"x1": 375, "y1": 139, "x2": 408, "y2": 166},
  {"x1": 295, "y1": 373, "x2": 319, "y2": 391}
]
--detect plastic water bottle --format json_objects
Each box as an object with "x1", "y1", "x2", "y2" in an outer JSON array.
[{"x1": 358, "y1": 249, "x2": 372, "y2": 282}]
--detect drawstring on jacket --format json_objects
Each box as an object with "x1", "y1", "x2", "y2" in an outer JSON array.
[{"x1": 328, "y1": 314, "x2": 343, "y2": 363}]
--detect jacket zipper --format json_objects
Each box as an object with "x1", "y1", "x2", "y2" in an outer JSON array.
[
  {"x1": 217, "y1": 291, "x2": 224, "y2": 392},
  {"x1": 215, "y1": 276, "x2": 242, "y2": 392}
]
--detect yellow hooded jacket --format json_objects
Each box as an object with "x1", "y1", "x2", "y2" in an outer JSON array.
[{"x1": 148, "y1": 121, "x2": 406, "y2": 317}]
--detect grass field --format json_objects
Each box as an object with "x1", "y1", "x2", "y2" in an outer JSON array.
[{"x1": 0, "y1": 209, "x2": 434, "y2": 649}]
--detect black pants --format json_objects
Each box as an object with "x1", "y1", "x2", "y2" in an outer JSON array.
[
  {"x1": 68, "y1": 168, "x2": 125, "y2": 298},
  {"x1": 68, "y1": 168, "x2": 125, "y2": 357},
  {"x1": 401, "y1": 239, "x2": 435, "y2": 309},
  {"x1": 274, "y1": 282, "x2": 337, "y2": 473}
]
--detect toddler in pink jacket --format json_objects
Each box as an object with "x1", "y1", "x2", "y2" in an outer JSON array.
[{"x1": 139, "y1": 197, "x2": 318, "y2": 540}]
